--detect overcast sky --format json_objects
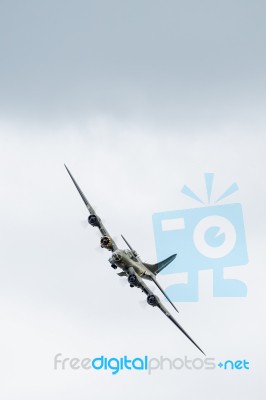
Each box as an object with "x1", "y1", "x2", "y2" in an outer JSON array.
[
  {"x1": 0, "y1": 1, "x2": 265, "y2": 400},
  {"x1": 0, "y1": 0, "x2": 266, "y2": 129}
]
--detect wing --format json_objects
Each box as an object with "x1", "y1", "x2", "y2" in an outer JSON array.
[
  {"x1": 64, "y1": 164, "x2": 118, "y2": 251},
  {"x1": 149, "y1": 275, "x2": 179, "y2": 313},
  {"x1": 127, "y1": 267, "x2": 205, "y2": 355},
  {"x1": 156, "y1": 300, "x2": 206, "y2": 356}
]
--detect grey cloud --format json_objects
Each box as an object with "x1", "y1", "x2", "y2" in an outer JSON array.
[
  {"x1": 0, "y1": 0, "x2": 265, "y2": 126},
  {"x1": 0, "y1": 3, "x2": 265, "y2": 398}
]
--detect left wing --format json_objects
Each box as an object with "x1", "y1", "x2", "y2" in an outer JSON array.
[
  {"x1": 64, "y1": 164, "x2": 118, "y2": 251},
  {"x1": 127, "y1": 267, "x2": 205, "y2": 356}
]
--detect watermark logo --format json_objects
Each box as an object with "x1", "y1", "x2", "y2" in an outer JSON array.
[
  {"x1": 54, "y1": 353, "x2": 148, "y2": 375},
  {"x1": 218, "y1": 359, "x2": 250, "y2": 370},
  {"x1": 54, "y1": 354, "x2": 250, "y2": 374},
  {"x1": 153, "y1": 173, "x2": 248, "y2": 301}
]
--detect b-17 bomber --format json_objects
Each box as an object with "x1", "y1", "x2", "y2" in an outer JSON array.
[{"x1": 64, "y1": 165, "x2": 205, "y2": 355}]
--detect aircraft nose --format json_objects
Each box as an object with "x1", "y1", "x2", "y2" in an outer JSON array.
[{"x1": 113, "y1": 251, "x2": 122, "y2": 262}]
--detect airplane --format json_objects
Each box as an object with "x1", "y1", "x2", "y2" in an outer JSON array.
[{"x1": 64, "y1": 164, "x2": 205, "y2": 356}]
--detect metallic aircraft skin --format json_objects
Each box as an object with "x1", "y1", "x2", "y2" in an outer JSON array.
[{"x1": 64, "y1": 164, "x2": 205, "y2": 356}]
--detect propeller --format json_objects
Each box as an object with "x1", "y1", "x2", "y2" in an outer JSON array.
[
  {"x1": 118, "y1": 277, "x2": 128, "y2": 288},
  {"x1": 80, "y1": 219, "x2": 89, "y2": 229},
  {"x1": 138, "y1": 284, "x2": 157, "y2": 309}
]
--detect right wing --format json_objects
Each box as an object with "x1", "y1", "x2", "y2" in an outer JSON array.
[
  {"x1": 64, "y1": 164, "x2": 118, "y2": 251},
  {"x1": 156, "y1": 300, "x2": 206, "y2": 356},
  {"x1": 127, "y1": 267, "x2": 205, "y2": 356}
]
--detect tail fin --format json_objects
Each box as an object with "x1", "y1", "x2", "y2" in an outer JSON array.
[{"x1": 144, "y1": 254, "x2": 177, "y2": 275}]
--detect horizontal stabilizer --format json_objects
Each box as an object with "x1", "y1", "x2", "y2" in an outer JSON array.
[
  {"x1": 117, "y1": 271, "x2": 127, "y2": 277},
  {"x1": 144, "y1": 254, "x2": 177, "y2": 275}
]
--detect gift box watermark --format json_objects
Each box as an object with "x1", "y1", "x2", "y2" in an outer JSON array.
[{"x1": 152, "y1": 173, "x2": 249, "y2": 301}]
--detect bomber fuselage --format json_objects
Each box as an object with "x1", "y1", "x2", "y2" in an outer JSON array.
[{"x1": 109, "y1": 249, "x2": 154, "y2": 280}]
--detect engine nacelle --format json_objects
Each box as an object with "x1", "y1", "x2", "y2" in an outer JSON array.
[
  {"x1": 100, "y1": 235, "x2": 113, "y2": 250},
  {"x1": 88, "y1": 214, "x2": 100, "y2": 227},
  {"x1": 128, "y1": 274, "x2": 138, "y2": 286},
  {"x1": 147, "y1": 294, "x2": 159, "y2": 307}
]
